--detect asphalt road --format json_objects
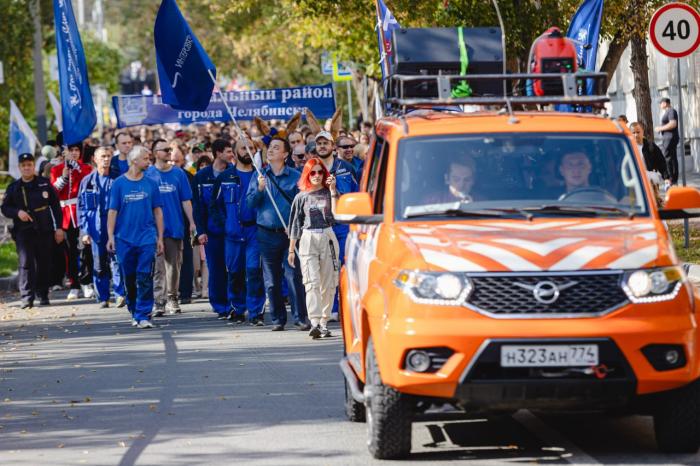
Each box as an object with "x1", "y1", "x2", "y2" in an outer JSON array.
[{"x1": 1, "y1": 294, "x2": 699, "y2": 465}]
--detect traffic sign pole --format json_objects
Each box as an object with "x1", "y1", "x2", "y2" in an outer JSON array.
[{"x1": 649, "y1": 2, "x2": 700, "y2": 249}]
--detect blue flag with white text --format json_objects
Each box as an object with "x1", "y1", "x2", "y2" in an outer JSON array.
[
  {"x1": 566, "y1": 0, "x2": 604, "y2": 94},
  {"x1": 154, "y1": 0, "x2": 216, "y2": 111},
  {"x1": 375, "y1": 0, "x2": 401, "y2": 81},
  {"x1": 53, "y1": 0, "x2": 96, "y2": 145},
  {"x1": 9, "y1": 100, "x2": 39, "y2": 179}
]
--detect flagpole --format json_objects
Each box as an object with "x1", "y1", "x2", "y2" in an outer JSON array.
[{"x1": 207, "y1": 70, "x2": 289, "y2": 232}]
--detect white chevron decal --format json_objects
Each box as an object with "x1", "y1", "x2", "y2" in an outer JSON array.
[
  {"x1": 459, "y1": 243, "x2": 541, "y2": 271},
  {"x1": 608, "y1": 245, "x2": 659, "y2": 269},
  {"x1": 420, "y1": 249, "x2": 486, "y2": 272},
  {"x1": 492, "y1": 237, "x2": 584, "y2": 256},
  {"x1": 549, "y1": 246, "x2": 612, "y2": 271},
  {"x1": 565, "y1": 220, "x2": 630, "y2": 230},
  {"x1": 410, "y1": 236, "x2": 450, "y2": 247}
]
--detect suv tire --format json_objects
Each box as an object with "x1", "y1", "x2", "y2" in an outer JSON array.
[
  {"x1": 654, "y1": 379, "x2": 700, "y2": 453},
  {"x1": 345, "y1": 379, "x2": 366, "y2": 422},
  {"x1": 365, "y1": 339, "x2": 412, "y2": 459}
]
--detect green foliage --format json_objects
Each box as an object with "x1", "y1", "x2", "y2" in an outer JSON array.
[{"x1": 0, "y1": 242, "x2": 18, "y2": 278}]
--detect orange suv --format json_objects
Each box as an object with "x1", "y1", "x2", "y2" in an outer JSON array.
[{"x1": 336, "y1": 76, "x2": 700, "y2": 459}]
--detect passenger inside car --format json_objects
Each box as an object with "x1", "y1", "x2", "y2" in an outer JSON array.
[{"x1": 425, "y1": 157, "x2": 476, "y2": 204}]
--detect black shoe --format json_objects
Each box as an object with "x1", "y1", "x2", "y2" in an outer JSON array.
[
  {"x1": 100, "y1": 301, "x2": 109, "y2": 309},
  {"x1": 232, "y1": 315, "x2": 245, "y2": 324},
  {"x1": 20, "y1": 301, "x2": 33, "y2": 309},
  {"x1": 309, "y1": 325, "x2": 321, "y2": 339},
  {"x1": 250, "y1": 317, "x2": 265, "y2": 327},
  {"x1": 299, "y1": 323, "x2": 311, "y2": 331},
  {"x1": 39, "y1": 297, "x2": 50, "y2": 306},
  {"x1": 217, "y1": 312, "x2": 231, "y2": 320},
  {"x1": 293, "y1": 321, "x2": 303, "y2": 329},
  {"x1": 180, "y1": 298, "x2": 192, "y2": 305},
  {"x1": 320, "y1": 327, "x2": 332, "y2": 338},
  {"x1": 153, "y1": 309, "x2": 165, "y2": 317},
  {"x1": 270, "y1": 324, "x2": 285, "y2": 331}
]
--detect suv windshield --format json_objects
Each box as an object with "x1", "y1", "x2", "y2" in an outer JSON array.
[{"x1": 395, "y1": 133, "x2": 648, "y2": 221}]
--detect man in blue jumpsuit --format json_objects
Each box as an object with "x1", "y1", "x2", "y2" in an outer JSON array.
[
  {"x1": 107, "y1": 146, "x2": 164, "y2": 329},
  {"x1": 191, "y1": 139, "x2": 234, "y2": 318},
  {"x1": 78, "y1": 147, "x2": 125, "y2": 308},
  {"x1": 213, "y1": 139, "x2": 265, "y2": 325},
  {"x1": 314, "y1": 131, "x2": 359, "y2": 321},
  {"x1": 246, "y1": 138, "x2": 308, "y2": 331}
]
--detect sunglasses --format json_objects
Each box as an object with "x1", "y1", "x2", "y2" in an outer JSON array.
[
  {"x1": 310, "y1": 169, "x2": 324, "y2": 176},
  {"x1": 157, "y1": 147, "x2": 172, "y2": 153},
  {"x1": 293, "y1": 153, "x2": 305, "y2": 158},
  {"x1": 338, "y1": 144, "x2": 355, "y2": 150}
]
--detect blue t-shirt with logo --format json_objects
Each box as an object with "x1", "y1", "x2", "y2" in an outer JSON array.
[
  {"x1": 145, "y1": 165, "x2": 192, "y2": 239},
  {"x1": 109, "y1": 176, "x2": 163, "y2": 246}
]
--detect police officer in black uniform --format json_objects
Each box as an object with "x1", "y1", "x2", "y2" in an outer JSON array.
[{"x1": 2, "y1": 153, "x2": 65, "y2": 308}]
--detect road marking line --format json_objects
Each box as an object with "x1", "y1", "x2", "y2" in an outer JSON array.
[{"x1": 513, "y1": 410, "x2": 601, "y2": 465}]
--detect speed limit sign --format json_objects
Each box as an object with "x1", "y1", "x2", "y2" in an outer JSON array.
[{"x1": 650, "y1": 2, "x2": 700, "y2": 58}]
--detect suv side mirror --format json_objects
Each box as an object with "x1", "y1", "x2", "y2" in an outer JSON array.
[
  {"x1": 334, "y1": 192, "x2": 383, "y2": 224},
  {"x1": 659, "y1": 187, "x2": 700, "y2": 219}
]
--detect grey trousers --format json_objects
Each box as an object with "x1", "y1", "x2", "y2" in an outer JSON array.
[{"x1": 154, "y1": 237, "x2": 183, "y2": 304}]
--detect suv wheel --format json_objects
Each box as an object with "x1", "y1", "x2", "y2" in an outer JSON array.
[
  {"x1": 364, "y1": 339, "x2": 412, "y2": 459},
  {"x1": 654, "y1": 379, "x2": 700, "y2": 453},
  {"x1": 345, "y1": 379, "x2": 366, "y2": 422}
]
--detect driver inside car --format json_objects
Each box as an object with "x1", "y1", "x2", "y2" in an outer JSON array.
[
  {"x1": 558, "y1": 151, "x2": 592, "y2": 195},
  {"x1": 425, "y1": 157, "x2": 477, "y2": 204}
]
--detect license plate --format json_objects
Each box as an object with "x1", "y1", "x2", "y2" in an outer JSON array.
[{"x1": 500, "y1": 344, "x2": 599, "y2": 367}]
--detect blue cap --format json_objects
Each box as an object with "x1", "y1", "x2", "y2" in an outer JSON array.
[{"x1": 18, "y1": 153, "x2": 35, "y2": 163}]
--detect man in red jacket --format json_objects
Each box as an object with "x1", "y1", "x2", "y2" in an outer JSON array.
[{"x1": 51, "y1": 141, "x2": 93, "y2": 300}]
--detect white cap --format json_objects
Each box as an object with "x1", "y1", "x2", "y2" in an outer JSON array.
[
  {"x1": 41, "y1": 145, "x2": 57, "y2": 159},
  {"x1": 314, "y1": 131, "x2": 334, "y2": 143}
]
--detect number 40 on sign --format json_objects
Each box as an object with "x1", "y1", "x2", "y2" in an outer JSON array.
[{"x1": 650, "y1": 2, "x2": 700, "y2": 58}]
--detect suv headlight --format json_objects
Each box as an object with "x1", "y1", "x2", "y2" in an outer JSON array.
[
  {"x1": 622, "y1": 267, "x2": 684, "y2": 303},
  {"x1": 394, "y1": 270, "x2": 472, "y2": 305}
]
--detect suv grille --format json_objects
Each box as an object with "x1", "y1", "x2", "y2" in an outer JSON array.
[{"x1": 466, "y1": 272, "x2": 628, "y2": 316}]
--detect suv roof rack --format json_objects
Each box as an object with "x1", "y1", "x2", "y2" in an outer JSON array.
[{"x1": 384, "y1": 71, "x2": 609, "y2": 114}]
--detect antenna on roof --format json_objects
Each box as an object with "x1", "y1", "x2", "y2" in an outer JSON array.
[{"x1": 490, "y1": 0, "x2": 518, "y2": 124}]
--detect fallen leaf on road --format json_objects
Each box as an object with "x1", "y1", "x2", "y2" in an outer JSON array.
[
  {"x1": 57, "y1": 443, "x2": 64, "y2": 448},
  {"x1": 84, "y1": 397, "x2": 91, "y2": 403},
  {"x1": 118, "y1": 441, "x2": 126, "y2": 448},
  {"x1": 148, "y1": 404, "x2": 157, "y2": 412}
]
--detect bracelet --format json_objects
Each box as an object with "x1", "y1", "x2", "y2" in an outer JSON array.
[{"x1": 288, "y1": 250, "x2": 295, "y2": 254}]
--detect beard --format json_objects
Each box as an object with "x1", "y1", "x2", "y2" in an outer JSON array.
[{"x1": 238, "y1": 155, "x2": 252, "y2": 165}]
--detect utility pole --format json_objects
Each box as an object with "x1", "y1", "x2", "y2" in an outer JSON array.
[{"x1": 30, "y1": 0, "x2": 47, "y2": 143}]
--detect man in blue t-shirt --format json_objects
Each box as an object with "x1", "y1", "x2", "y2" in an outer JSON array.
[
  {"x1": 146, "y1": 139, "x2": 195, "y2": 317},
  {"x1": 78, "y1": 147, "x2": 125, "y2": 308},
  {"x1": 107, "y1": 146, "x2": 164, "y2": 329},
  {"x1": 109, "y1": 131, "x2": 133, "y2": 179},
  {"x1": 213, "y1": 138, "x2": 265, "y2": 325}
]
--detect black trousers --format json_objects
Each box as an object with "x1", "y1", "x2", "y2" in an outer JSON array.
[
  {"x1": 663, "y1": 141, "x2": 679, "y2": 184},
  {"x1": 179, "y1": 236, "x2": 194, "y2": 300},
  {"x1": 65, "y1": 226, "x2": 81, "y2": 290},
  {"x1": 16, "y1": 230, "x2": 53, "y2": 303}
]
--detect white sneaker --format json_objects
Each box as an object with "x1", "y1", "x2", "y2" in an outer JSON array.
[
  {"x1": 131, "y1": 319, "x2": 138, "y2": 327},
  {"x1": 66, "y1": 289, "x2": 80, "y2": 300},
  {"x1": 82, "y1": 285, "x2": 95, "y2": 299},
  {"x1": 137, "y1": 320, "x2": 153, "y2": 329},
  {"x1": 329, "y1": 312, "x2": 339, "y2": 322}
]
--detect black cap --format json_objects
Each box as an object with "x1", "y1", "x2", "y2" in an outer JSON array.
[{"x1": 18, "y1": 153, "x2": 35, "y2": 163}]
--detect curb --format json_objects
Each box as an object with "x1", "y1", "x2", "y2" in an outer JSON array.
[{"x1": 0, "y1": 272, "x2": 18, "y2": 292}]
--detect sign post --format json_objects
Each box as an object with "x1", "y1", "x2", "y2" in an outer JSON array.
[{"x1": 650, "y1": 2, "x2": 700, "y2": 248}]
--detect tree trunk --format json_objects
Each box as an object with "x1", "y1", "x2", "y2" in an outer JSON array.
[
  {"x1": 630, "y1": 34, "x2": 654, "y2": 140},
  {"x1": 599, "y1": 30, "x2": 630, "y2": 88}
]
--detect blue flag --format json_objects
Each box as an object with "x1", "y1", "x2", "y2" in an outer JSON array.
[
  {"x1": 9, "y1": 100, "x2": 39, "y2": 179},
  {"x1": 566, "y1": 0, "x2": 604, "y2": 94},
  {"x1": 375, "y1": 0, "x2": 401, "y2": 80},
  {"x1": 53, "y1": 0, "x2": 96, "y2": 145},
  {"x1": 154, "y1": 0, "x2": 216, "y2": 111}
]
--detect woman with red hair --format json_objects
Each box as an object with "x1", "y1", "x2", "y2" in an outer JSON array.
[{"x1": 288, "y1": 158, "x2": 339, "y2": 339}]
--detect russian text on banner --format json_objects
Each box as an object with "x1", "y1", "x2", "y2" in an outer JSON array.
[{"x1": 112, "y1": 83, "x2": 337, "y2": 128}]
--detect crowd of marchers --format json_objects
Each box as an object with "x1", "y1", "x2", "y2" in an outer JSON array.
[{"x1": 2, "y1": 110, "x2": 371, "y2": 339}]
